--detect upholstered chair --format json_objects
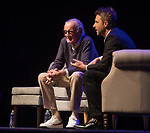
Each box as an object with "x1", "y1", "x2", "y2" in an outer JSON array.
[{"x1": 101, "y1": 49, "x2": 150, "y2": 130}]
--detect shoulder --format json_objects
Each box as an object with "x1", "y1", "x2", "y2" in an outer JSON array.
[
  {"x1": 82, "y1": 35, "x2": 93, "y2": 41},
  {"x1": 60, "y1": 37, "x2": 67, "y2": 44},
  {"x1": 108, "y1": 27, "x2": 131, "y2": 40},
  {"x1": 106, "y1": 27, "x2": 136, "y2": 48},
  {"x1": 59, "y1": 37, "x2": 68, "y2": 48},
  {"x1": 81, "y1": 35, "x2": 94, "y2": 44}
]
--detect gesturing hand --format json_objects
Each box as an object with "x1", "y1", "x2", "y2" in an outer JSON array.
[{"x1": 71, "y1": 59, "x2": 87, "y2": 71}]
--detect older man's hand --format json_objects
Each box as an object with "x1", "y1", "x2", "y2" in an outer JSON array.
[{"x1": 45, "y1": 68, "x2": 66, "y2": 85}]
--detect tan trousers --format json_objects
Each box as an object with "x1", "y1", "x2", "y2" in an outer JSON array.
[{"x1": 38, "y1": 71, "x2": 84, "y2": 111}]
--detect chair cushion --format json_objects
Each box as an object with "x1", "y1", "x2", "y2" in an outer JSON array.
[
  {"x1": 53, "y1": 87, "x2": 87, "y2": 100},
  {"x1": 12, "y1": 87, "x2": 41, "y2": 95},
  {"x1": 53, "y1": 87, "x2": 69, "y2": 98},
  {"x1": 11, "y1": 86, "x2": 87, "y2": 107},
  {"x1": 56, "y1": 99, "x2": 88, "y2": 111},
  {"x1": 11, "y1": 95, "x2": 43, "y2": 105}
]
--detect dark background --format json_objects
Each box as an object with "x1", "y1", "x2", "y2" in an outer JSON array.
[{"x1": 0, "y1": 0, "x2": 150, "y2": 129}]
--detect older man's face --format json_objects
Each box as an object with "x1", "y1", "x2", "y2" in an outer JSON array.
[{"x1": 64, "y1": 22, "x2": 81, "y2": 45}]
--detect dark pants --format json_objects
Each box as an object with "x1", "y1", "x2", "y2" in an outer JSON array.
[{"x1": 83, "y1": 70, "x2": 108, "y2": 121}]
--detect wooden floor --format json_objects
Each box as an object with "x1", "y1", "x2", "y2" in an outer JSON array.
[{"x1": 0, "y1": 127, "x2": 150, "y2": 133}]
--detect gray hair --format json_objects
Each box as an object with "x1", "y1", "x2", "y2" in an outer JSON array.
[{"x1": 65, "y1": 18, "x2": 85, "y2": 35}]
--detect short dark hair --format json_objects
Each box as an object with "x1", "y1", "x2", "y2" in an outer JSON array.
[{"x1": 95, "y1": 7, "x2": 117, "y2": 29}]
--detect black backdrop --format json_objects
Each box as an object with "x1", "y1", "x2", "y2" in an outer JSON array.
[{"x1": 0, "y1": 0, "x2": 150, "y2": 127}]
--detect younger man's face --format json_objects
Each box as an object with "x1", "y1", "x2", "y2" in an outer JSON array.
[{"x1": 93, "y1": 15, "x2": 106, "y2": 36}]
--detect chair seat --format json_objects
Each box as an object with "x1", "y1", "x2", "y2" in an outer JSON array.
[
  {"x1": 56, "y1": 99, "x2": 88, "y2": 111},
  {"x1": 11, "y1": 95, "x2": 43, "y2": 106},
  {"x1": 12, "y1": 87, "x2": 41, "y2": 95},
  {"x1": 53, "y1": 87, "x2": 87, "y2": 100},
  {"x1": 12, "y1": 86, "x2": 87, "y2": 98},
  {"x1": 54, "y1": 87, "x2": 88, "y2": 111},
  {"x1": 11, "y1": 87, "x2": 88, "y2": 107}
]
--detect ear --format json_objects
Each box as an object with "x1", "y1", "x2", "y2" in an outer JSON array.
[
  {"x1": 78, "y1": 28, "x2": 82, "y2": 34},
  {"x1": 104, "y1": 21, "x2": 109, "y2": 28}
]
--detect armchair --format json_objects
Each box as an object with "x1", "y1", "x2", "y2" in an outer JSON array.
[{"x1": 101, "y1": 49, "x2": 150, "y2": 130}]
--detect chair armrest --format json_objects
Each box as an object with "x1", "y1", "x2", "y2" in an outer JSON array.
[{"x1": 113, "y1": 50, "x2": 150, "y2": 69}]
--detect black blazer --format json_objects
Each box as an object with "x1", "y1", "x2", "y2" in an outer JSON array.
[{"x1": 87, "y1": 27, "x2": 136, "y2": 73}]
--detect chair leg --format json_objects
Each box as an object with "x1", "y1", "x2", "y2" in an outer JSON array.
[
  {"x1": 112, "y1": 114, "x2": 117, "y2": 130},
  {"x1": 103, "y1": 113, "x2": 109, "y2": 130},
  {"x1": 143, "y1": 115, "x2": 148, "y2": 131},
  {"x1": 14, "y1": 106, "x2": 18, "y2": 127},
  {"x1": 37, "y1": 106, "x2": 41, "y2": 128},
  {"x1": 83, "y1": 110, "x2": 88, "y2": 124}
]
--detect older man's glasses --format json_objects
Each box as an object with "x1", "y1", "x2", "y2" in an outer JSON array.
[
  {"x1": 63, "y1": 29, "x2": 79, "y2": 35},
  {"x1": 63, "y1": 30, "x2": 74, "y2": 35}
]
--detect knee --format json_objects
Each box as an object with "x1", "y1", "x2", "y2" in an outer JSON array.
[
  {"x1": 71, "y1": 72, "x2": 84, "y2": 81},
  {"x1": 83, "y1": 70, "x2": 92, "y2": 81},
  {"x1": 38, "y1": 72, "x2": 47, "y2": 83}
]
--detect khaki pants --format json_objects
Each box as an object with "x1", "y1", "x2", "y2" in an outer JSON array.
[{"x1": 38, "y1": 71, "x2": 84, "y2": 111}]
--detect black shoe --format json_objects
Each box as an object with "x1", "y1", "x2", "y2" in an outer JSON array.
[{"x1": 74, "y1": 118, "x2": 102, "y2": 130}]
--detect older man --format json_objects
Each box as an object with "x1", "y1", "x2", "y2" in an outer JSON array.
[
  {"x1": 38, "y1": 18, "x2": 98, "y2": 128},
  {"x1": 72, "y1": 7, "x2": 136, "y2": 129}
]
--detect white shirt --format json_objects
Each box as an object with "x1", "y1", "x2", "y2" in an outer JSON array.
[{"x1": 104, "y1": 30, "x2": 111, "y2": 42}]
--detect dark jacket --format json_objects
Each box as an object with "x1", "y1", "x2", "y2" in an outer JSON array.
[
  {"x1": 49, "y1": 35, "x2": 99, "y2": 76},
  {"x1": 87, "y1": 27, "x2": 136, "y2": 73}
]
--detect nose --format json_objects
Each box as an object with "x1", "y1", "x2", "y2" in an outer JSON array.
[
  {"x1": 64, "y1": 32, "x2": 69, "y2": 37},
  {"x1": 93, "y1": 23, "x2": 95, "y2": 28}
]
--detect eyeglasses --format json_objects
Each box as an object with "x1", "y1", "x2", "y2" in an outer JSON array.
[
  {"x1": 63, "y1": 30, "x2": 74, "y2": 35},
  {"x1": 63, "y1": 29, "x2": 79, "y2": 35}
]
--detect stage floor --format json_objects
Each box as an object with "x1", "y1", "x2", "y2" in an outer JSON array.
[{"x1": 0, "y1": 127, "x2": 150, "y2": 133}]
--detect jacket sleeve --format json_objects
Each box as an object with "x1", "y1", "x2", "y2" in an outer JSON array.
[{"x1": 87, "y1": 35, "x2": 122, "y2": 73}]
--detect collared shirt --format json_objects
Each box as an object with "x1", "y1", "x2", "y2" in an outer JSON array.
[{"x1": 104, "y1": 30, "x2": 111, "y2": 42}]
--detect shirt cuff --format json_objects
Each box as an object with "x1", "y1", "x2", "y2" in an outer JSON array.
[
  {"x1": 85, "y1": 65, "x2": 88, "y2": 70},
  {"x1": 99, "y1": 56, "x2": 103, "y2": 61}
]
